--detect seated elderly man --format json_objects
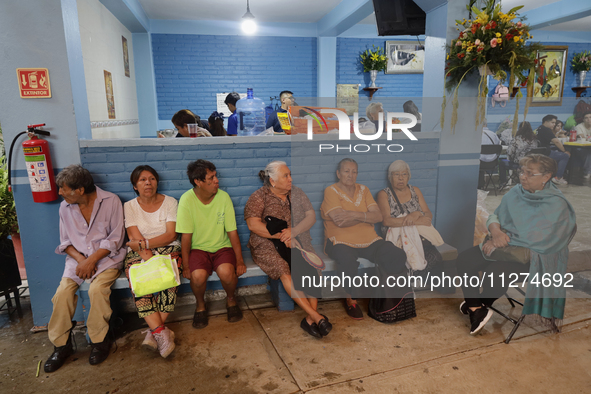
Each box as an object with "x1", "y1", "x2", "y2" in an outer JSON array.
[{"x1": 44, "y1": 165, "x2": 125, "y2": 373}]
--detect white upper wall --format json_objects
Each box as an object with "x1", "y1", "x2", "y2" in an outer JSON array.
[{"x1": 78, "y1": 0, "x2": 140, "y2": 138}]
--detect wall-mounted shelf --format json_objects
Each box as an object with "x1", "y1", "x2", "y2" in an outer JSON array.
[
  {"x1": 572, "y1": 86, "x2": 591, "y2": 98},
  {"x1": 363, "y1": 87, "x2": 382, "y2": 100}
]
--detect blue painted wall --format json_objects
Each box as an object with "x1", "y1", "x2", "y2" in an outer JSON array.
[
  {"x1": 151, "y1": 34, "x2": 318, "y2": 121},
  {"x1": 0, "y1": 0, "x2": 86, "y2": 326},
  {"x1": 336, "y1": 38, "x2": 424, "y2": 100}
]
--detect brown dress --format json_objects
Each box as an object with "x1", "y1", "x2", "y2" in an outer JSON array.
[{"x1": 244, "y1": 185, "x2": 317, "y2": 280}]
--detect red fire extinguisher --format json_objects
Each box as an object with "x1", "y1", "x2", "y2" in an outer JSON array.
[{"x1": 7, "y1": 123, "x2": 58, "y2": 203}]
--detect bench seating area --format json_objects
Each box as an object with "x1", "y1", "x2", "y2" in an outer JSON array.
[{"x1": 78, "y1": 243, "x2": 458, "y2": 315}]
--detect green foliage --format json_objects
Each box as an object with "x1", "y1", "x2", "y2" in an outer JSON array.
[
  {"x1": 0, "y1": 126, "x2": 18, "y2": 239},
  {"x1": 359, "y1": 45, "x2": 388, "y2": 73},
  {"x1": 570, "y1": 50, "x2": 591, "y2": 73}
]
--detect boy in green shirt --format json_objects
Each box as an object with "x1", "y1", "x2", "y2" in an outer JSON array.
[{"x1": 176, "y1": 160, "x2": 246, "y2": 328}]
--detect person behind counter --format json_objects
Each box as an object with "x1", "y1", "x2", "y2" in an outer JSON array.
[
  {"x1": 266, "y1": 90, "x2": 295, "y2": 133},
  {"x1": 208, "y1": 111, "x2": 227, "y2": 137},
  {"x1": 224, "y1": 92, "x2": 240, "y2": 136},
  {"x1": 171, "y1": 109, "x2": 211, "y2": 137}
]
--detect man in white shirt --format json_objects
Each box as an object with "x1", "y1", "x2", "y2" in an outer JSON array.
[{"x1": 574, "y1": 111, "x2": 591, "y2": 177}]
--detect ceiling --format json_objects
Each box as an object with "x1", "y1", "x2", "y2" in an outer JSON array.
[
  {"x1": 137, "y1": 0, "x2": 342, "y2": 23},
  {"x1": 136, "y1": 0, "x2": 588, "y2": 32}
]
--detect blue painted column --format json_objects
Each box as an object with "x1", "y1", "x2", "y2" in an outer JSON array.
[
  {"x1": 423, "y1": 1, "x2": 482, "y2": 252},
  {"x1": 132, "y1": 33, "x2": 160, "y2": 137},
  {"x1": 0, "y1": 0, "x2": 85, "y2": 325},
  {"x1": 317, "y1": 37, "x2": 337, "y2": 97}
]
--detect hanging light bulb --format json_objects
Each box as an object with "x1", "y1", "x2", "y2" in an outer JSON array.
[{"x1": 241, "y1": 0, "x2": 257, "y2": 35}]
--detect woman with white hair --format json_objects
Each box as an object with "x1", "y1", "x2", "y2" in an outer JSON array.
[
  {"x1": 377, "y1": 160, "x2": 444, "y2": 281},
  {"x1": 245, "y1": 161, "x2": 332, "y2": 338}
]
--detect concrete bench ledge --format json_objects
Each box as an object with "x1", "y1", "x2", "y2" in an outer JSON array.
[{"x1": 78, "y1": 243, "x2": 458, "y2": 292}]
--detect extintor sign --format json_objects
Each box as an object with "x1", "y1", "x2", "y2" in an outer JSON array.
[{"x1": 16, "y1": 68, "x2": 51, "y2": 98}]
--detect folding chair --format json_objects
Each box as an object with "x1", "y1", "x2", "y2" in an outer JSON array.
[
  {"x1": 498, "y1": 159, "x2": 520, "y2": 191},
  {"x1": 479, "y1": 144, "x2": 503, "y2": 195},
  {"x1": 490, "y1": 224, "x2": 577, "y2": 344}
]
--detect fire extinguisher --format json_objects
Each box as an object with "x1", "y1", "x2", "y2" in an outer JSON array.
[{"x1": 7, "y1": 123, "x2": 58, "y2": 203}]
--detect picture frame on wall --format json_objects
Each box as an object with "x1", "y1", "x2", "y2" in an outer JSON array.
[
  {"x1": 122, "y1": 36, "x2": 130, "y2": 78},
  {"x1": 104, "y1": 70, "x2": 116, "y2": 119},
  {"x1": 528, "y1": 45, "x2": 568, "y2": 107},
  {"x1": 385, "y1": 40, "x2": 424, "y2": 74}
]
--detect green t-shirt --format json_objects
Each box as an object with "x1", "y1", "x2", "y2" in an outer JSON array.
[{"x1": 175, "y1": 189, "x2": 237, "y2": 253}]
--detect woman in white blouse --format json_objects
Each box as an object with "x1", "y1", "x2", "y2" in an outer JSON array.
[{"x1": 124, "y1": 165, "x2": 180, "y2": 358}]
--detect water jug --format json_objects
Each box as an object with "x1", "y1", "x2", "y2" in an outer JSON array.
[{"x1": 236, "y1": 88, "x2": 266, "y2": 136}]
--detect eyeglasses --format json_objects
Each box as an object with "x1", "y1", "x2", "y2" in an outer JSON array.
[{"x1": 518, "y1": 171, "x2": 543, "y2": 178}]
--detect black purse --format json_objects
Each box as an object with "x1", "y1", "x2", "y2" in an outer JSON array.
[{"x1": 264, "y1": 215, "x2": 291, "y2": 264}]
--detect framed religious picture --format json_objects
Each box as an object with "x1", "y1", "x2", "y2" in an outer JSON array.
[
  {"x1": 385, "y1": 40, "x2": 424, "y2": 74},
  {"x1": 528, "y1": 46, "x2": 568, "y2": 107},
  {"x1": 104, "y1": 70, "x2": 116, "y2": 119},
  {"x1": 122, "y1": 36, "x2": 130, "y2": 77}
]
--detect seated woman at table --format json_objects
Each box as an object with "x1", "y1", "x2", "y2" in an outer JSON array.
[
  {"x1": 377, "y1": 160, "x2": 444, "y2": 281},
  {"x1": 553, "y1": 119, "x2": 568, "y2": 138},
  {"x1": 123, "y1": 165, "x2": 181, "y2": 358},
  {"x1": 171, "y1": 109, "x2": 211, "y2": 137},
  {"x1": 456, "y1": 154, "x2": 575, "y2": 335},
  {"x1": 507, "y1": 121, "x2": 538, "y2": 165},
  {"x1": 321, "y1": 158, "x2": 407, "y2": 319},
  {"x1": 245, "y1": 161, "x2": 332, "y2": 338}
]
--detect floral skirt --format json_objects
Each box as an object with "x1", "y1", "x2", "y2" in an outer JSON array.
[{"x1": 124, "y1": 245, "x2": 182, "y2": 318}]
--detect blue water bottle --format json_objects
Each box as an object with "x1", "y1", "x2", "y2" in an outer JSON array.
[{"x1": 236, "y1": 88, "x2": 266, "y2": 136}]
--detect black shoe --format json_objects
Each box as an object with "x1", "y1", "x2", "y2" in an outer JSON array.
[
  {"x1": 226, "y1": 305, "x2": 243, "y2": 323},
  {"x1": 89, "y1": 337, "x2": 112, "y2": 365},
  {"x1": 469, "y1": 307, "x2": 493, "y2": 335},
  {"x1": 346, "y1": 303, "x2": 364, "y2": 320},
  {"x1": 192, "y1": 310, "x2": 208, "y2": 329},
  {"x1": 300, "y1": 318, "x2": 322, "y2": 338},
  {"x1": 44, "y1": 321, "x2": 76, "y2": 373},
  {"x1": 44, "y1": 344, "x2": 74, "y2": 372},
  {"x1": 317, "y1": 319, "x2": 333, "y2": 337},
  {"x1": 459, "y1": 301, "x2": 469, "y2": 315}
]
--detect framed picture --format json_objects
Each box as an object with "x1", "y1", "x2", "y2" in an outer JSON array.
[
  {"x1": 528, "y1": 46, "x2": 568, "y2": 107},
  {"x1": 385, "y1": 40, "x2": 424, "y2": 74},
  {"x1": 104, "y1": 70, "x2": 116, "y2": 119},
  {"x1": 122, "y1": 36, "x2": 130, "y2": 77}
]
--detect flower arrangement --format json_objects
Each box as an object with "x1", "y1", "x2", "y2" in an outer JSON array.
[
  {"x1": 442, "y1": 0, "x2": 542, "y2": 132},
  {"x1": 570, "y1": 51, "x2": 591, "y2": 72},
  {"x1": 360, "y1": 46, "x2": 388, "y2": 72}
]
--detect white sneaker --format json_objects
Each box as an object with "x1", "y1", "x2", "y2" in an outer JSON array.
[
  {"x1": 584, "y1": 173, "x2": 591, "y2": 179},
  {"x1": 153, "y1": 327, "x2": 176, "y2": 358},
  {"x1": 552, "y1": 177, "x2": 568, "y2": 185},
  {"x1": 141, "y1": 330, "x2": 158, "y2": 351}
]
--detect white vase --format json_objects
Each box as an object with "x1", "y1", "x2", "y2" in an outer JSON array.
[
  {"x1": 579, "y1": 71, "x2": 587, "y2": 87},
  {"x1": 369, "y1": 70, "x2": 378, "y2": 88}
]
